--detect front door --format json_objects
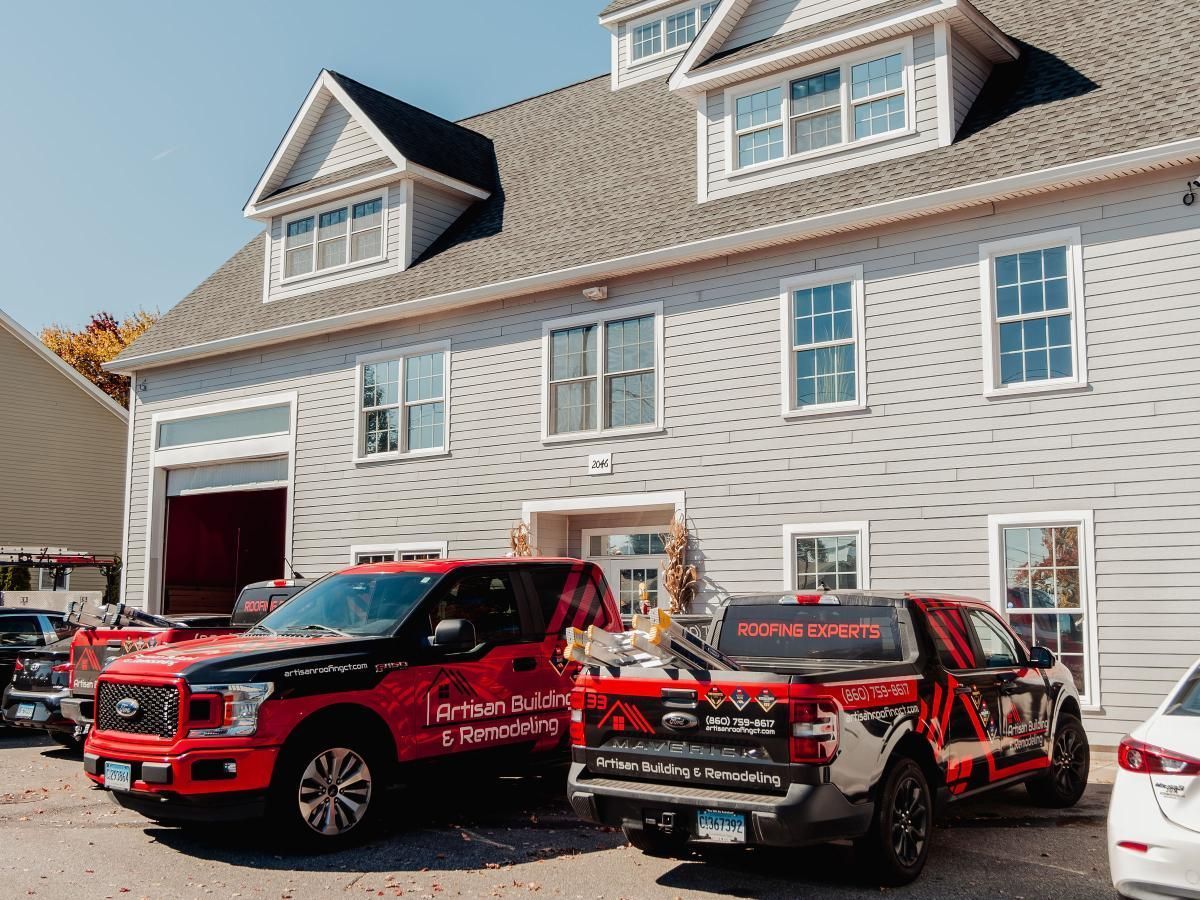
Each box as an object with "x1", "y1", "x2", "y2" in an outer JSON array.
[{"x1": 582, "y1": 528, "x2": 666, "y2": 620}]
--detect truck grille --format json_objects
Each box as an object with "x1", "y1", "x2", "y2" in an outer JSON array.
[{"x1": 97, "y1": 682, "x2": 180, "y2": 738}]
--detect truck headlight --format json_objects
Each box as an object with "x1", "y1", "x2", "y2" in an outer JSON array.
[{"x1": 187, "y1": 683, "x2": 273, "y2": 737}]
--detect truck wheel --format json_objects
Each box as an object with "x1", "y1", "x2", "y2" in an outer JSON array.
[
  {"x1": 855, "y1": 756, "x2": 932, "y2": 886},
  {"x1": 269, "y1": 737, "x2": 379, "y2": 849},
  {"x1": 622, "y1": 824, "x2": 687, "y2": 858},
  {"x1": 1025, "y1": 715, "x2": 1089, "y2": 808}
]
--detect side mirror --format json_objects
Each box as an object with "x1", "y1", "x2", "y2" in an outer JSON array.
[
  {"x1": 1028, "y1": 646, "x2": 1055, "y2": 669},
  {"x1": 432, "y1": 618, "x2": 477, "y2": 653}
]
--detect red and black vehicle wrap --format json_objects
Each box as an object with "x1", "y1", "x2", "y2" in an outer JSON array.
[
  {"x1": 83, "y1": 558, "x2": 620, "y2": 825},
  {"x1": 566, "y1": 592, "x2": 1084, "y2": 852}
]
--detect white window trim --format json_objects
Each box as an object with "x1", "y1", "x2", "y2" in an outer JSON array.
[
  {"x1": 779, "y1": 265, "x2": 867, "y2": 418},
  {"x1": 348, "y1": 541, "x2": 448, "y2": 565},
  {"x1": 978, "y1": 226, "x2": 1089, "y2": 399},
  {"x1": 280, "y1": 186, "x2": 389, "y2": 286},
  {"x1": 540, "y1": 301, "x2": 665, "y2": 445},
  {"x1": 627, "y1": 2, "x2": 717, "y2": 67},
  {"x1": 782, "y1": 521, "x2": 871, "y2": 590},
  {"x1": 352, "y1": 340, "x2": 451, "y2": 464},
  {"x1": 986, "y1": 510, "x2": 1100, "y2": 710},
  {"x1": 724, "y1": 35, "x2": 916, "y2": 177},
  {"x1": 37, "y1": 569, "x2": 71, "y2": 591}
]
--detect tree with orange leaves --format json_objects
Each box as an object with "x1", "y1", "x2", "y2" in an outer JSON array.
[{"x1": 40, "y1": 310, "x2": 158, "y2": 408}]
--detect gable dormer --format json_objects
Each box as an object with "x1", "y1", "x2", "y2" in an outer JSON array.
[
  {"x1": 244, "y1": 70, "x2": 495, "y2": 303},
  {"x1": 666, "y1": 0, "x2": 1018, "y2": 201},
  {"x1": 600, "y1": 0, "x2": 720, "y2": 90}
]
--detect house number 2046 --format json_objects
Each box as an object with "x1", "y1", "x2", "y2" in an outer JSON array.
[{"x1": 588, "y1": 453, "x2": 613, "y2": 475}]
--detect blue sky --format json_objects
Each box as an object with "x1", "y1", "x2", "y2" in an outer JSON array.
[{"x1": 0, "y1": 1, "x2": 609, "y2": 335}]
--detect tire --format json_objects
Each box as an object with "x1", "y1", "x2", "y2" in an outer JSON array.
[
  {"x1": 622, "y1": 824, "x2": 687, "y2": 858},
  {"x1": 268, "y1": 734, "x2": 381, "y2": 850},
  {"x1": 854, "y1": 756, "x2": 933, "y2": 886},
  {"x1": 1026, "y1": 714, "x2": 1089, "y2": 808}
]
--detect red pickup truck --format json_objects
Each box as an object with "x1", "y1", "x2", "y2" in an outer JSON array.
[
  {"x1": 84, "y1": 559, "x2": 620, "y2": 847},
  {"x1": 566, "y1": 592, "x2": 1090, "y2": 885}
]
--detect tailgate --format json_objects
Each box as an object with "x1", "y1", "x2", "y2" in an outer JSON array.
[{"x1": 577, "y1": 669, "x2": 793, "y2": 794}]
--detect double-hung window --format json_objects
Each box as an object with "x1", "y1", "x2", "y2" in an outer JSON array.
[
  {"x1": 780, "y1": 266, "x2": 866, "y2": 416},
  {"x1": 283, "y1": 191, "x2": 386, "y2": 281},
  {"x1": 979, "y1": 228, "x2": 1088, "y2": 396},
  {"x1": 783, "y1": 522, "x2": 870, "y2": 591},
  {"x1": 630, "y1": 3, "x2": 717, "y2": 63},
  {"x1": 543, "y1": 303, "x2": 663, "y2": 440},
  {"x1": 729, "y1": 38, "x2": 913, "y2": 172},
  {"x1": 355, "y1": 342, "x2": 450, "y2": 461},
  {"x1": 989, "y1": 512, "x2": 1097, "y2": 705}
]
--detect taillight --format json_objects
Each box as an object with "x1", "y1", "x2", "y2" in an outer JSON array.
[
  {"x1": 12, "y1": 660, "x2": 22, "y2": 673},
  {"x1": 790, "y1": 698, "x2": 839, "y2": 764},
  {"x1": 51, "y1": 663, "x2": 70, "y2": 674},
  {"x1": 569, "y1": 687, "x2": 586, "y2": 747},
  {"x1": 1118, "y1": 737, "x2": 1200, "y2": 776}
]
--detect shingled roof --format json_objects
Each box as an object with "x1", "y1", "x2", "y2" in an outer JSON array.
[
  {"x1": 117, "y1": 0, "x2": 1200, "y2": 366},
  {"x1": 598, "y1": 0, "x2": 657, "y2": 18}
]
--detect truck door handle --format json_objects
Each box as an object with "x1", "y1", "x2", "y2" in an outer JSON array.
[{"x1": 512, "y1": 657, "x2": 536, "y2": 672}]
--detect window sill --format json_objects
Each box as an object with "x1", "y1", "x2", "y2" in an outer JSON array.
[
  {"x1": 984, "y1": 380, "x2": 1089, "y2": 401},
  {"x1": 782, "y1": 402, "x2": 869, "y2": 421},
  {"x1": 540, "y1": 425, "x2": 666, "y2": 447},
  {"x1": 727, "y1": 127, "x2": 918, "y2": 180},
  {"x1": 352, "y1": 448, "x2": 449, "y2": 466},
  {"x1": 1080, "y1": 705, "x2": 1103, "y2": 716},
  {"x1": 280, "y1": 253, "x2": 388, "y2": 288}
]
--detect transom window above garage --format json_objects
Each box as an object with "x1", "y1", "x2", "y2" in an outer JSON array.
[
  {"x1": 728, "y1": 38, "x2": 913, "y2": 172},
  {"x1": 282, "y1": 191, "x2": 386, "y2": 281},
  {"x1": 354, "y1": 342, "x2": 450, "y2": 462},
  {"x1": 542, "y1": 303, "x2": 663, "y2": 442}
]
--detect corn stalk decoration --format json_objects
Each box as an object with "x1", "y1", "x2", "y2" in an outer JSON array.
[
  {"x1": 509, "y1": 522, "x2": 536, "y2": 557},
  {"x1": 661, "y1": 515, "x2": 698, "y2": 614}
]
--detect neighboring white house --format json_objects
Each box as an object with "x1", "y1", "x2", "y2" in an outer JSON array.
[
  {"x1": 107, "y1": 0, "x2": 1200, "y2": 745},
  {"x1": 0, "y1": 308, "x2": 128, "y2": 596}
]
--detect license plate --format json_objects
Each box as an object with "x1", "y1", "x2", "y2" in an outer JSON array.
[
  {"x1": 104, "y1": 761, "x2": 132, "y2": 792},
  {"x1": 15, "y1": 704, "x2": 34, "y2": 720},
  {"x1": 696, "y1": 809, "x2": 745, "y2": 843}
]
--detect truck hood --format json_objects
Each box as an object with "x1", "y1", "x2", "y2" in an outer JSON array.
[{"x1": 102, "y1": 633, "x2": 382, "y2": 685}]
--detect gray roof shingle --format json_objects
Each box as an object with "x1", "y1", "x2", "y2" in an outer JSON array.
[
  {"x1": 598, "y1": 0, "x2": 654, "y2": 17},
  {"x1": 119, "y1": 0, "x2": 1200, "y2": 363}
]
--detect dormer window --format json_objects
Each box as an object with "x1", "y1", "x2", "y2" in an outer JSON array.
[
  {"x1": 726, "y1": 37, "x2": 914, "y2": 174},
  {"x1": 631, "y1": 2, "x2": 718, "y2": 64},
  {"x1": 282, "y1": 191, "x2": 386, "y2": 281}
]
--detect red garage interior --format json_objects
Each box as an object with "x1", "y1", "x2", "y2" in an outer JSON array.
[{"x1": 162, "y1": 488, "x2": 287, "y2": 616}]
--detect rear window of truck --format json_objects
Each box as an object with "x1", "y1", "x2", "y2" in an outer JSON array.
[{"x1": 719, "y1": 603, "x2": 906, "y2": 661}]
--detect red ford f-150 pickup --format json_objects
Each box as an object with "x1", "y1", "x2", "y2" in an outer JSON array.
[
  {"x1": 566, "y1": 591, "x2": 1090, "y2": 884},
  {"x1": 84, "y1": 559, "x2": 619, "y2": 846}
]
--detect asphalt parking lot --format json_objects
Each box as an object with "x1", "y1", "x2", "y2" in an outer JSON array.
[{"x1": 0, "y1": 730, "x2": 1115, "y2": 900}]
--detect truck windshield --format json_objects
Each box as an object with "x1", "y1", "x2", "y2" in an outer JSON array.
[
  {"x1": 719, "y1": 604, "x2": 905, "y2": 661},
  {"x1": 257, "y1": 572, "x2": 440, "y2": 637}
]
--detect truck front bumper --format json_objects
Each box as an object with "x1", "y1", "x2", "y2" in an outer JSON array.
[
  {"x1": 567, "y1": 762, "x2": 873, "y2": 847},
  {"x1": 83, "y1": 738, "x2": 278, "y2": 822}
]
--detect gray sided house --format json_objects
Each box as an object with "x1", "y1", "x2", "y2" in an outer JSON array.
[
  {"x1": 0, "y1": 309, "x2": 128, "y2": 594},
  {"x1": 109, "y1": 0, "x2": 1200, "y2": 745}
]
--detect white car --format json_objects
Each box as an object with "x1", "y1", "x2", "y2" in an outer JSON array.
[{"x1": 1108, "y1": 660, "x2": 1200, "y2": 899}]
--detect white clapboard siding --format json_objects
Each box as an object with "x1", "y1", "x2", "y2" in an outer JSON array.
[
  {"x1": 280, "y1": 98, "x2": 387, "y2": 188},
  {"x1": 951, "y1": 31, "x2": 990, "y2": 134},
  {"x1": 410, "y1": 183, "x2": 473, "y2": 263},
  {"x1": 126, "y1": 167, "x2": 1200, "y2": 746},
  {"x1": 707, "y1": 29, "x2": 939, "y2": 200},
  {"x1": 722, "y1": 0, "x2": 892, "y2": 51},
  {"x1": 267, "y1": 183, "x2": 405, "y2": 301}
]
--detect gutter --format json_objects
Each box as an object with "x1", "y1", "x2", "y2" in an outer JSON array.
[{"x1": 106, "y1": 136, "x2": 1200, "y2": 374}]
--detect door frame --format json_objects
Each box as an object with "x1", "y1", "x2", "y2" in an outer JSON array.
[{"x1": 581, "y1": 526, "x2": 668, "y2": 618}]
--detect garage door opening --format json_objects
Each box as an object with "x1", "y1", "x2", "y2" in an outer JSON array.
[{"x1": 162, "y1": 487, "x2": 287, "y2": 617}]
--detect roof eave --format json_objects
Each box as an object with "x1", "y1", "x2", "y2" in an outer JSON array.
[
  {"x1": 669, "y1": 0, "x2": 1018, "y2": 94},
  {"x1": 106, "y1": 136, "x2": 1200, "y2": 375}
]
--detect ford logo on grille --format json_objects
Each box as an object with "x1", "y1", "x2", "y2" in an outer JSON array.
[
  {"x1": 662, "y1": 712, "x2": 698, "y2": 731},
  {"x1": 115, "y1": 698, "x2": 140, "y2": 719}
]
